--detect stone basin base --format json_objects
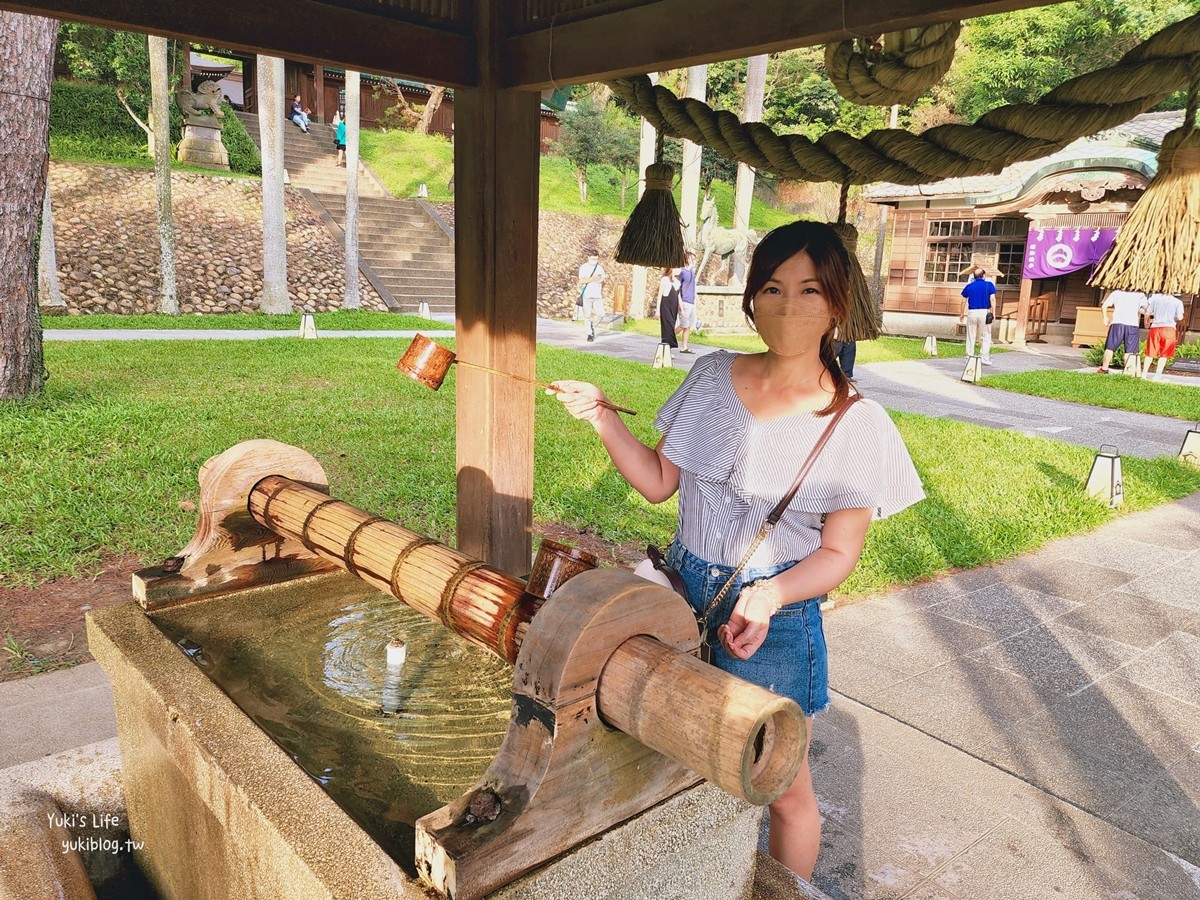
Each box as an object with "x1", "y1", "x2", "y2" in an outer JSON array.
[{"x1": 85, "y1": 601, "x2": 781, "y2": 899}]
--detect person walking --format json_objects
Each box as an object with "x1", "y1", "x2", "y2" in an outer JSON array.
[
  {"x1": 677, "y1": 251, "x2": 697, "y2": 353},
  {"x1": 548, "y1": 221, "x2": 924, "y2": 881},
  {"x1": 1097, "y1": 289, "x2": 1147, "y2": 374},
  {"x1": 959, "y1": 267, "x2": 995, "y2": 365},
  {"x1": 334, "y1": 108, "x2": 347, "y2": 167},
  {"x1": 1142, "y1": 291, "x2": 1185, "y2": 380},
  {"x1": 577, "y1": 250, "x2": 607, "y2": 342},
  {"x1": 833, "y1": 333, "x2": 856, "y2": 381},
  {"x1": 658, "y1": 266, "x2": 682, "y2": 349}
]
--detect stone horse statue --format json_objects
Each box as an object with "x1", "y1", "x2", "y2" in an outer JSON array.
[{"x1": 695, "y1": 192, "x2": 758, "y2": 285}]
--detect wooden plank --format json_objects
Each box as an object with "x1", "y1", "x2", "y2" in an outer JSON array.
[
  {"x1": 0, "y1": 0, "x2": 477, "y2": 87},
  {"x1": 501, "y1": 0, "x2": 1060, "y2": 88},
  {"x1": 453, "y1": 0, "x2": 542, "y2": 572}
]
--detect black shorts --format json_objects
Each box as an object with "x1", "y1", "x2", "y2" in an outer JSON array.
[{"x1": 335, "y1": 140, "x2": 345, "y2": 150}]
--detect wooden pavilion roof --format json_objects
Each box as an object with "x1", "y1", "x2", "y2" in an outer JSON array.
[{"x1": 0, "y1": 0, "x2": 1055, "y2": 89}]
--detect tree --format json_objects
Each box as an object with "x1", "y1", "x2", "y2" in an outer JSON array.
[
  {"x1": 374, "y1": 80, "x2": 447, "y2": 135},
  {"x1": 257, "y1": 55, "x2": 290, "y2": 314},
  {"x1": 0, "y1": 12, "x2": 57, "y2": 400},
  {"x1": 149, "y1": 34, "x2": 177, "y2": 314},
  {"x1": 948, "y1": 0, "x2": 1200, "y2": 121},
  {"x1": 343, "y1": 71, "x2": 361, "y2": 310},
  {"x1": 38, "y1": 185, "x2": 65, "y2": 312},
  {"x1": 604, "y1": 106, "x2": 640, "y2": 210},
  {"x1": 555, "y1": 97, "x2": 608, "y2": 203}
]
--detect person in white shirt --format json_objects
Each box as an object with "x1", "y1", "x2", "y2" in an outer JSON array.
[
  {"x1": 577, "y1": 251, "x2": 607, "y2": 342},
  {"x1": 1097, "y1": 289, "x2": 1147, "y2": 374},
  {"x1": 1142, "y1": 292, "x2": 1186, "y2": 380}
]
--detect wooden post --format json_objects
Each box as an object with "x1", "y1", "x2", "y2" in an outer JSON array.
[
  {"x1": 1012, "y1": 276, "x2": 1034, "y2": 348},
  {"x1": 314, "y1": 63, "x2": 325, "y2": 123},
  {"x1": 453, "y1": 0, "x2": 540, "y2": 573}
]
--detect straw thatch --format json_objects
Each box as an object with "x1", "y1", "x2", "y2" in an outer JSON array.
[{"x1": 1091, "y1": 125, "x2": 1200, "y2": 295}]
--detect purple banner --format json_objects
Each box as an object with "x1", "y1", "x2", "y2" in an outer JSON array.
[{"x1": 1023, "y1": 226, "x2": 1118, "y2": 280}]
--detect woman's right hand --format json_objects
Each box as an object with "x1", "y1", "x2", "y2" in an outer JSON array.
[{"x1": 548, "y1": 379, "x2": 612, "y2": 426}]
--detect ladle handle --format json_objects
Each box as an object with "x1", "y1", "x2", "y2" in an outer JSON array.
[{"x1": 457, "y1": 361, "x2": 637, "y2": 416}]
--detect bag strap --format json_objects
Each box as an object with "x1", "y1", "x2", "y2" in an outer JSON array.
[
  {"x1": 579, "y1": 262, "x2": 600, "y2": 297},
  {"x1": 697, "y1": 391, "x2": 863, "y2": 632}
]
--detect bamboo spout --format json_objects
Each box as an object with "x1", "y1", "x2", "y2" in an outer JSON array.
[{"x1": 247, "y1": 474, "x2": 805, "y2": 804}]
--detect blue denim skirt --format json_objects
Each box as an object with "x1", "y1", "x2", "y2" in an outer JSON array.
[{"x1": 667, "y1": 539, "x2": 830, "y2": 717}]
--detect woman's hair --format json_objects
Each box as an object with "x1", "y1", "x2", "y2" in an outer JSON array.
[{"x1": 741, "y1": 220, "x2": 854, "y2": 415}]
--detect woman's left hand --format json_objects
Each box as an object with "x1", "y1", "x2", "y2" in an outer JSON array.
[{"x1": 718, "y1": 580, "x2": 780, "y2": 660}]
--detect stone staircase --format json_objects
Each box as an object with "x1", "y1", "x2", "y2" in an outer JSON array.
[{"x1": 234, "y1": 111, "x2": 455, "y2": 314}]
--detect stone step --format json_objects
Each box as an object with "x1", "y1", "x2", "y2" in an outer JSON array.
[{"x1": 359, "y1": 251, "x2": 455, "y2": 267}]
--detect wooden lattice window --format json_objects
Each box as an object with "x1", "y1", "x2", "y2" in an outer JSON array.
[{"x1": 922, "y1": 219, "x2": 1027, "y2": 288}]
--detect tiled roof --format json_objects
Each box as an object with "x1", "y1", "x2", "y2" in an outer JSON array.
[{"x1": 866, "y1": 110, "x2": 1183, "y2": 203}]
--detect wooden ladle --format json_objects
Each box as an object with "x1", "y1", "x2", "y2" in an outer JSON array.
[{"x1": 396, "y1": 334, "x2": 637, "y2": 416}]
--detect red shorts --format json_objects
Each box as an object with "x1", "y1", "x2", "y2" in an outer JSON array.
[{"x1": 1146, "y1": 326, "x2": 1177, "y2": 358}]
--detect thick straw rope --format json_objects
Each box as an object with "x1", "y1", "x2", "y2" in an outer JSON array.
[
  {"x1": 825, "y1": 23, "x2": 962, "y2": 107},
  {"x1": 605, "y1": 12, "x2": 1200, "y2": 186},
  {"x1": 1091, "y1": 57, "x2": 1200, "y2": 294}
]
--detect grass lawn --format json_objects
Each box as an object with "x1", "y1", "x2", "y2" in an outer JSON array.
[
  {"x1": 42, "y1": 311, "x2": 451, "y2": 331},
  {"x1": 982, "y1": 370, "x2": 1200, "y2": 421},
  {"x1": 618, "y1": 319, "x2": 969, "y2": 361},
  {"x1": 359, "y1": 128, "x2": 794, "y2": 229},
  {"x1": 4, "y1": 340, "x2": 1199, "y2": 598}
]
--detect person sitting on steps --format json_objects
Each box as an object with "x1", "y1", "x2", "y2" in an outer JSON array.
[{"x1": 289, "y1": 94, "x2": 310, "y2": 133}]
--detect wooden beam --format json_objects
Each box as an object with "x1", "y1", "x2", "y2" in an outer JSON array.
[
  {"x1": 453, "y1": 0, "x2": 542, "y2": 571},
  {"x1": 0, "y1": 0, "x2": 476, "y2": 87},
  {"x1": 502, "y1": 0, "x2": 1060, "y2": 88}
]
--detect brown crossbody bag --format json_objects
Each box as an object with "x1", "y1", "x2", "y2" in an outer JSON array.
[{"x1": 646, "y1": 393, "x2": 862, "y2": 662}]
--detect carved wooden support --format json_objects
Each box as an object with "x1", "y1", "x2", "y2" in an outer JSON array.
[
  {"x1": 414, "y1": 568, "x2": 805, "y2": 900},
  {"x1": 133, "y1": 440, "x2": 338, "y2": 610}
]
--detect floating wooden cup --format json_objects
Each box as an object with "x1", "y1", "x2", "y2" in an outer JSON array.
[
  {"x1": 396, "y1": 333, "x2": 637, "y2": 415},
  {"x1": 526, "y1": 538, "x2": 598, "y2": 600}
]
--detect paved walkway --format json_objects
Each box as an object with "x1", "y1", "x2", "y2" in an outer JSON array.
[
  {"x1": 537, "y1": 319, "x2": 1196, "y2": 459},
  {"x1": 11, "y1": 322, "x2": 1199, "y2": 898}
]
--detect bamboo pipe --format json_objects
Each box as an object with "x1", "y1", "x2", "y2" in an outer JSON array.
[
  {"x1": 396, "y1": 334, "x2": 637, "y2": 416},
  {"x1": 247, "y1": 475, "x2": 803, "y2": 804}
]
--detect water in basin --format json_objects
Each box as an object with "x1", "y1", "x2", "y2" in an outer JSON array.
[{"x1": 152, "y1": 572, "x2": 513, "y2": 873}]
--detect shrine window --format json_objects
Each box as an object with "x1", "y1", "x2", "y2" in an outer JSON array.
[{"x1": 921, "y1": 218, "x2": 1027, "y2": 288}]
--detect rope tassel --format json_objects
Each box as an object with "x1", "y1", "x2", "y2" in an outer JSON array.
[
  {"x1": 615, "y1": 133, "x2": 686, "y2": 268},
  {"x1": 830, "y1": 183, "x2": 880, "y2": 342},
  {"x1": 1090, "y1": 122, "x2": 1200, "y2": 295}
]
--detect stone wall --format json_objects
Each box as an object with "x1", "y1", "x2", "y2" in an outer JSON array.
[
  {"x1": 428, "y1": 203, "x2": 666, "y2": 320},
  {"x1": 48, "y1": 162, "x2": 386, "y2": 315}
]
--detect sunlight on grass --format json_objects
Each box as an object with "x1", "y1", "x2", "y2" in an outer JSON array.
[
  {"x1": 982, "y1": 370, "x2": 1200, "y2": 421},
  {"x1": 619, "y1": 319, "x2": 968, "y2": 361},
  {"x1": 43, "y1": 311, "x2": 450, "y2": 331},
  {"x1": 4, "y1": 340, "x2": 1198, "y2": 596}
]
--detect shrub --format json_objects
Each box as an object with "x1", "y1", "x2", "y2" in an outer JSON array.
[
  {"x1": 220, "y1": 102, "x2": 261, "y2": 175},
  {"x1": 1084, "y1": 336, "x2": 1200, "y2": 367},
  {"x1": 50, "y1": 80, "x2": 259, "y2": 176}
]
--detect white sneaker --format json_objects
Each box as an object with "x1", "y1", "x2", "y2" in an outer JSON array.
[{"x1": 981, "y1": 358, "x2": 993, "y2": 366}]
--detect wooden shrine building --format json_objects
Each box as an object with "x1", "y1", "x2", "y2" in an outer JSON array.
[
  {"x1": 868, "y1": 110, "x2": 1199, "y2": 346},
  {"x1": 0, "y1": 0, "x2": 1092, "y2": 572}
]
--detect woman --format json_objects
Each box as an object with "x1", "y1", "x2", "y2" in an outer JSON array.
[
  {"x1": 658, "y1": 266, "x2": 681, "y2": 348},
  {"x1": 335, "y1": 114, "x2": 347, "y2": 167},
  {"x1": 289, "y1": 94, "x2": 309, "y2": 133},
  {"x1": 550, "y1": 221, "x2": 924, "y2": 880}
]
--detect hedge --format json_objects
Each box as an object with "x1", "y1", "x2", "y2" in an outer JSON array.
[{"x1": 49, "y1": 79, "x2": 259, "y2": 176}]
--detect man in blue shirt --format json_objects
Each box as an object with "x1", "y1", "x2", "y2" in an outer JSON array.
[{"x1": 960, "y1": 267, "x2": 996, "y2": 365}]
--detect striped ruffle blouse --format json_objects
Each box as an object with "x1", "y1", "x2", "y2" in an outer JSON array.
[{"x1": 653, "y1": 351, "x2": 925, "y2": 568}]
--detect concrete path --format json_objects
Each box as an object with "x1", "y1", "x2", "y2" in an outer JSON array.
[{"x1": 539, "y1": 319, "x2": 1196, "y2": 459}]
